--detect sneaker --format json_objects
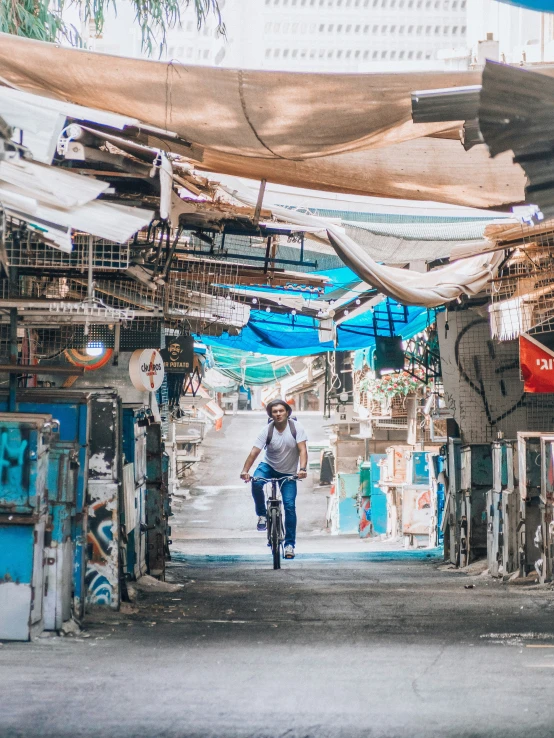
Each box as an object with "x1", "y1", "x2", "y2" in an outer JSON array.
[
  {"x1": 257, "y1": 516, "x2": 267, "y2": 532},
  {"x1": 284, "y1": 545, "x2": 295, "y2": 559}
]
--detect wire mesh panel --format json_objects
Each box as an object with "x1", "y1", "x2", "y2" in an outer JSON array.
[
  {"x1": 185, "y1": 231, "x2": 339, "y2": 272},
  {"x1": 164, "y1": 259, "x2": 248, "y2": 335},
  {"x1": 120, "y1": 318, "x2": 164, "y2": 350},
  {"x1": 0, "y1": 325, "x2": 114, "y2": 363},
  {"x1": 4, "y1": 219, "x2": 131, "y2": 271},
  {"x1": 489, "y1": 223, "x2": 554, "y2": 340},
  {"x1": 439, "y1": 307, "x2": 554, "y2": 443}
]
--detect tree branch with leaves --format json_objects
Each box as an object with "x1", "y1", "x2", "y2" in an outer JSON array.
[{"x1": 0, "y1": 0, "x2": 225, "y2": 55}]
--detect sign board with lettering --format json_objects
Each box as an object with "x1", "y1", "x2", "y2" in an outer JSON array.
[
  {"x1": 129, "y1": 349, "x2": 165, "y2": 392},
  {"x1": 520, "y1": 333, "x2": 554, "y2": 393},
  {"x1": 160, "y1": 336, "x2": 194, "y2": 374}
]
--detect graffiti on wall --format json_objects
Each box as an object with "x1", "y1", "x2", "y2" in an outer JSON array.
[
  {"x1": 87, "y1": 501, "x2": 114, "y2": 562},
  {"x1": 84, "y1": 568, "x2": 113, "y2": 606},
  {"x1": 439, "y1": 310, "x2": 554, "y2": 443},
  {"x1": 85, "y1": 484, "x2": 119, "y2": 608}
]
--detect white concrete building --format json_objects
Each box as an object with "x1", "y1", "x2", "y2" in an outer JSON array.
[
  {"x1": 81, "y1": 0, "x2": 468, "y2": 72},
  {"x1": 465, "y1": 0, "x2": 554, "y2": 66},
  {"x1": 76, "y1": 0, "x2": 554, "y2": 73},
  {"x1": 231, "y1": 0, "x2": 468, "y2": 72}
]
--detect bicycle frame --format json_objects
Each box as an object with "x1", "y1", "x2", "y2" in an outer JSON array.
[{"x1": 251, "y1": 475, "x2": 298, "y2": 569}]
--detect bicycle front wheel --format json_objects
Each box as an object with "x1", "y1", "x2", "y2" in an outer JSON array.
[{"x1": 271, "y1": 508, "x2": 281, "y2": 570}]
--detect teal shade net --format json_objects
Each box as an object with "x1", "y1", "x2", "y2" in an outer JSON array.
[
  {"x1": 202, "y1": 299, "x2": 432, "y2": 358},
  {"x1": 208, "y1": 345, "x2": 292, "y2": 386}
]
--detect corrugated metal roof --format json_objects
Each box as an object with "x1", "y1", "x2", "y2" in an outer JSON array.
[{"x1": 479, "y1": 61, "x2": 554, "y2": 220}]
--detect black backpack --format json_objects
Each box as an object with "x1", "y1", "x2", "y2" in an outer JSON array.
[{"x1": 266, "y1": 417, "x2": 297, "y2": 447}]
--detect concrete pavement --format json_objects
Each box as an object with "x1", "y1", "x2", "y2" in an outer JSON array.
[{"x1": 3, "y1": 412, "x2": 554, "y2": 737}]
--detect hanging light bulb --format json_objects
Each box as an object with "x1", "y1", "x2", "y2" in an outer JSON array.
[
  {"x1": 86, "y1": 342, "x2": 104, "y2": 357},
  {"x1": 266, "y1": 306, "x2": 271, "y2": 313},
  {"x1": 355, "y1": 299, "x2": 361, "y2": 305},
  {"x1": 252, "y1": 297, "x2": 258, "y2": 304},
  {"x1": 344, "y1": 309, "x2": 349, "y2": 316},
  {"x1": 291, "y1": 309, "x2": 297, "y2": 315}
]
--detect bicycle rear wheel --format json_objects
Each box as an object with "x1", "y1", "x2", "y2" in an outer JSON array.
[{"x1": 271, "y1": 508, "x2": 280, "y2": 569}]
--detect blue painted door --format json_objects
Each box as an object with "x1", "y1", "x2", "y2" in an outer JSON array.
[
  {"x1": 336, "y1": 473, "x2": 360, "y2": 535},
  {"x1": 412, "y1": 451, "x2": 430, "y2": 485},
  {"x1": 370, "y1": 454, "x2": 387, "y2": 535}
]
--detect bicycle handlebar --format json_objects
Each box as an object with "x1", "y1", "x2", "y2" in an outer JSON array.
[{"x1": 250, "y1": 475, "x2": 299, "y2": 483}]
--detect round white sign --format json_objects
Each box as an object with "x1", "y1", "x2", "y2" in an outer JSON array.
[{"x1": 129, "y1": 349, "x2": 165, "y2": 392}]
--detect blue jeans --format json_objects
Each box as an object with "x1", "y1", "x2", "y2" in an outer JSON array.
[{"x1": 252, "y1": 462, "x2": 297, "y2": 547}]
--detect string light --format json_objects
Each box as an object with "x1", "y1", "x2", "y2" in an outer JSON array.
[
  {"x1": 355, "y1": 299, "x2": 361, "y2": 305},
  {"x1": 252, "y1": 297, "x2": 258, "y2": 304},
  {"x1": 266, "y1": 306, "x2": 271, "y2": 313},
  {"x1": 291, "y1": 309, "x2": 297, "y2": 315}
]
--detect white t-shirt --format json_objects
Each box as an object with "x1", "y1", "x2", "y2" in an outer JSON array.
[{"x1": 253, "y1": 420, "x2": 308, "y2": 474}]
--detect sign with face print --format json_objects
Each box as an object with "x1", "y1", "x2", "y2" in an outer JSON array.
[{"x1": 160, "y1": 336, "x2": 195, "y2": 373}]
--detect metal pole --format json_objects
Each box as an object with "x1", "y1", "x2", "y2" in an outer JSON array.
[
  {"x1": 87, "y1": 234, "x2": 94, "y2": 300},
  {"x1": 263, "y1": 235, "x2": 272, "y2": 274},
  {"x1": 113, "y1": 323, "x2": 121, "y2": 367},
  {"x1": 253, "y1": 179, "x2": 267, "y2": 226},
  {"x1": 9, "y1": 308, "x2": 17, "y2": 412}
]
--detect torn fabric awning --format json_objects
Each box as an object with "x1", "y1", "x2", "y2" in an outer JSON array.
[
  {"x1": 0, "y1": 33, "x2": 530, "y2": 209},
  {"x1": 220, "y1": 184, "x2": 504, "y2": 308}
]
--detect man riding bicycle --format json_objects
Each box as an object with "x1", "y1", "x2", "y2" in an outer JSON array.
[{"x1": 240, "y1": 399, "x2": 308, "y2": 559}]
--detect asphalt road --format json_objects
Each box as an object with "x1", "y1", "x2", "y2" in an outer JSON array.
[{"x1": 3, "y1": 412, "x2": 554, "y2": 738}]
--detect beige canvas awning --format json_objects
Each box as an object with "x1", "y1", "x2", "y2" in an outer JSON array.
[{"x1": 0, "y1": 33, "x2": 528, "y2": 208}]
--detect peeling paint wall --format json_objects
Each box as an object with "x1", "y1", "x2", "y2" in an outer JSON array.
[
  {"x1": 86, "y1": 482, "x2": 119, "y2": 607},
  {"x1": 85, "y1": 394, "x2": 122, "y2": 609},
  {"x1": 0, "y1": 415, "x2": 51, "y2": 640}
]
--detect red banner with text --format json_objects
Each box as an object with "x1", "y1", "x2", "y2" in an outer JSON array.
[{"x1": 520, "y1": 333, "x2": 554, "y2": 393}]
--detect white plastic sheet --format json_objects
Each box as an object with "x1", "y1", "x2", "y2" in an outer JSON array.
[{"x1": 222, "y1": 183, "x2": 503, "y2": 308}]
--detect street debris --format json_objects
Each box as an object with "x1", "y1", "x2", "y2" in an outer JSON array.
[{"x1": 134, "y1": 575, "x2": 184, "y2": 593}]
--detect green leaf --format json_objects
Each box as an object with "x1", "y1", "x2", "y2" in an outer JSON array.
[{"x1": 0, "y1": 0, "x2": 225, "y2": 54}]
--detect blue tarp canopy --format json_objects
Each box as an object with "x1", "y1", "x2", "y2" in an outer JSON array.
[
  {"x1": 496, "y1": 1, "x2": 554, "y2": 9},
  {"x1": 202, "y1": 299, "x2": 431, "y2": 357},
  {"x1": 225, "y1": 266, "x2": 361, "y2": 299}
]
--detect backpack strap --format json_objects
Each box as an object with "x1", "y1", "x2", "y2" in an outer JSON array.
[
  {"x1": 266, "y1": 418, "x2": 297, "y2": 446},
  {"x1": 288, "y1": 418, "x2": 297, "y2": 440},
  {"x1": 266, "y1": 420, "x2": 275, "y2": 447}
]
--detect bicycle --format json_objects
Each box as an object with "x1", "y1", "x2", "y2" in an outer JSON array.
[{"x1": 251, "y1": 475, "x2": 298, "y2": 569}]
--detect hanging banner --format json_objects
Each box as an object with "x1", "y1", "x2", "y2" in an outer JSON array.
[
  {"x1": 129, "y1": 349, "x2": 165, "y2": 392},
  {"x1": 160, "y1": 336, "x2": 194, "y2": 373},
  {"x1": 519, "y1": 333, "x2": 554, "y2": 393}
]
